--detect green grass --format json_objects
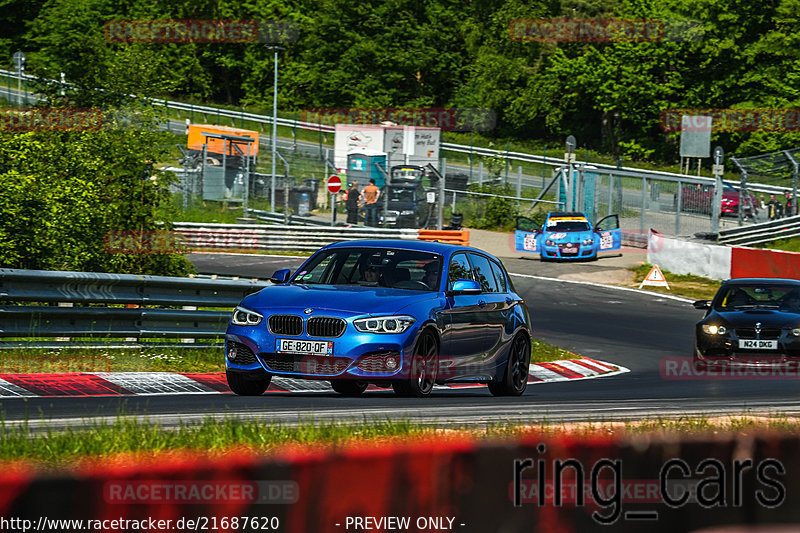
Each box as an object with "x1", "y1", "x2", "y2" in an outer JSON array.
[
  {"x1": 629, "y1": 263, "x2": 722, "y2": 300},
  {"x1": 530, "y1": 338, "x2": 578, "y2": 363},
  {"x1": 1, "y1": 413, "x2": 796, "y2": 467},
  {"x1": 0, "y1": 338, "x2": 574, "y2": 374},
  {"x1": 0, "y1": 347, "x2": 224, "y2": 373},
  {"x1": 754, "y1": 237, "x2": 800, "y2": 253}
]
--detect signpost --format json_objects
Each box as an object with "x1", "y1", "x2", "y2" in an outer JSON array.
[
  {"x1": 563, "y1": 135, "x2": 576, "y2": 211},
  {"x1": 327, "y1": 175, "x2": 342, "y2": 226},
  {"x1": 710, "y1": 146, "x2": 724, "y2": 232}
]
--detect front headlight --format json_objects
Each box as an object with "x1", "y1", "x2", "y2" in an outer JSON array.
[
  {"x1": 231, "y1": 306, "x2": 263, "y2": 326},
  {"x1": 400, "y1": 210, "x2": 414, "y2": 216},
  {"x1": 354, "y1": 315, "x2": 415, "y2": 334},
  {"x1": 792, "y1": 328, "x2": 800, "y2": 337},
  {"x1": 702, "y1": 324, "x2": 726, "y2": 335},
  {"x1": 545, "y1": 239, "x2": 555, "y2": 246},
  {"x1": 582, "y1": 237, "x2": 594, "y2": 245}
]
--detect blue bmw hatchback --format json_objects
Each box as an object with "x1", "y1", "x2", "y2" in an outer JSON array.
[{"x1": 225, "y1": 240, "x2": 532, "y2": 397}]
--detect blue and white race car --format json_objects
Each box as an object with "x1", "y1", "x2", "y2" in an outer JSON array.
[{"x1": 514, "y1": 212, "x2": 622, "y2": 261}]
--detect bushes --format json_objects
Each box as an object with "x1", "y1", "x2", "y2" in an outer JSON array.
[{"x1": 0, "y1": 116, "x2": 194, "y2": 276}]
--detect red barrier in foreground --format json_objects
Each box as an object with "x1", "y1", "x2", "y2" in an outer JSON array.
[
  {"x1": 731, "y1": 247, "x2": 800, "y2": 279},
  {"x1": 0, "y1": 433, "x2": 799, "y2": 532}
]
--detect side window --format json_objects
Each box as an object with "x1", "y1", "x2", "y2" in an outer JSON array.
[
  {"x1": 490, "y1": 260, "x2": 507, "y2": 292},
  {"x1": 447, "y1": 253, "x2": 473, "y2": 290},
  {"x1": 468, "y1": 253, "x2": 499, "y2": 293}
]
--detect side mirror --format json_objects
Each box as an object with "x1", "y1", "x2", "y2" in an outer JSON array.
[
  {"x1": 449, "y1": 279, "x2": 481, "y2": 295},
  {"x1": 270, "y1": 269, "x2": 291, "y2": 283},
  {"x1": 693, "y1": 300, "x2": 711, "y2": 310}
]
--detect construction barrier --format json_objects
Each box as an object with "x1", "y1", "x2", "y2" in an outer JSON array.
[
  {"x1": 648, "y1": 230, "x2": 800, "y2": 281},
  {"x1": 0, "y1": 432, "x2": 798, "y2": 532},
  {"x1": 417, "y1": 229, "x2": 470, "y2": 246}
]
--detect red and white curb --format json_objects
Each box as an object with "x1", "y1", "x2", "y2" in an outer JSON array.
[{"x1": 0, "y1": 358, "x2": 627, "y2": 398}]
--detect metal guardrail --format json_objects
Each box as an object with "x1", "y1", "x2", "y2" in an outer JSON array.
[
  {"x1": 175, "y1": 222, "x2": 420, "y2": 252},
  {"x1": 717, "y1": 214, "x2": 800, "y2": 246},
  {"x1": 1, "y1": 68, "x2": 792, "y2": 196},
  {"x1": 0, "y1": 269, "x2": 269, "y2": 345}
]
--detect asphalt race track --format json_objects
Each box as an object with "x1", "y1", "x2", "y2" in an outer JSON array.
[{"x1": 3, "y1": 253, "x2": 800, "y2": 429}]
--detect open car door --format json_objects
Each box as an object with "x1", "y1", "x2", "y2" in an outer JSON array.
[
  {"x1": 514, "y1": 216, "x2": 542, "y2": 254},
  {"x1": 595, "y1": 214, "x2": 622, "y2": 252}
]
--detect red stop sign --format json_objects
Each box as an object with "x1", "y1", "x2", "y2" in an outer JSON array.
[{"x1": 327, "y1": 175, "x2": 342, "y2": 194}]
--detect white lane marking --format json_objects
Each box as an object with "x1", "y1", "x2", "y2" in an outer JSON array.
[
  {"x1": 571, "y1": 359, "x2": 614, "y2": 373},
  {"x1": 509, "y1": 272, "x2": 695, "y2": 303},
  {"x1": 94, "y1": 372, "x2": 218, "y2": 394},
  {"x1": 581, "y1": 358, "x2": 616, "y2": 372},
  {"x1": 0, "y1": 379, "x2": 37, "y2": 397},
  {"x1": 528, "y1": 365, "x2": 572, "y2": 382},
  {"x1": 556, "y1": 360, "x2": 604, "y2": 376}
]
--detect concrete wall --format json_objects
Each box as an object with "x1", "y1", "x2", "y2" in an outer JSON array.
[{"x1": 647, "y1": 231, "x2": 732, "y2": 280}]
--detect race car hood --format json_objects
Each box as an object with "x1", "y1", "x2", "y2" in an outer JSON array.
[
  {"x1": 240, "y1": 283, "x2": 437, "y2": 315},
  {"x1": 712, "y1": 309, "x2": 800, "y2": 328},
  {"x1": 544, "y1": 230, "x2": 594, "y2": 242}
]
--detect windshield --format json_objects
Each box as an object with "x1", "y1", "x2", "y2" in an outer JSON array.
[
  {"x1": 715, "y1": 284, "x2": 800, "y2": 311},
  {"x1": 292, "y1": 248, "x2": 442, "y2": 291},
  {"x1": 389, "y1": 189, "x2": 417, "y2": 203},
  {"x1": 546, "y1": 218, "x2": 591, "y2": 232}
]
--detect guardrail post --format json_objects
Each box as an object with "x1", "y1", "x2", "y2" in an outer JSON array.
[
  {"x1": 438, "y1": 158, "x2": 445, "y2": 230},
  {"x1": 640, "y1": 177, "x2": 647, "y2": 234}
]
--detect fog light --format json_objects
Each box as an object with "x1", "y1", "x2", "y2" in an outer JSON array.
[
  {"x1": 227, "y1": 345, "x2": 237, "y2": 360},
  {"x1": 386, "y1": 357, "x2": 398, "y2": 370},
  {"x1": 792, "y1": 328, "x2": 800, "y2": 337}
]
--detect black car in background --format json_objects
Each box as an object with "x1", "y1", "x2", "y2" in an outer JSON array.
[{"x1": 693, "y1": 278, "x2": 800, "y2": 366}]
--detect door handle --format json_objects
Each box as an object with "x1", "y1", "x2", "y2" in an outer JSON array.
[{"x1": 478, "y1": 300, "x2": 486, "y2": 308}]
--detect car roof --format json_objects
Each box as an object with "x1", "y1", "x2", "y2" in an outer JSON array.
[
  {"x1": 323, "y1": 239, "x2": 502, "y2": 261},
  {"x1": 546, "y1": 211, "x2": 589, "y2": 219},
  {"x1": 721, "y1": 278, "x2": 800, "y2": 286}
]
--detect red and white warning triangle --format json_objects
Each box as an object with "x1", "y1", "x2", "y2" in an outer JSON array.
[{"x1": 639, "y1": 264, "x2": 669, "y2": 289}]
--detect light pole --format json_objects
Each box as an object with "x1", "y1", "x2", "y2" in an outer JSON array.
[{"x1": 265, "y1": 46, "x2": 285, "y2": 213}]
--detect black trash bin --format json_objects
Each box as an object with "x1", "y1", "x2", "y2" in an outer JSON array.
[
  {"x1": 445, "y1": 172, "x2": 469, "y2": 204},
  {"x1": 290, "y1": 186, "x2": 313, "y2": 217}
]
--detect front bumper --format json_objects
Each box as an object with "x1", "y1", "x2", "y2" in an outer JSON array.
[
  {"x1": 225, "y1": 321, "x2": 420, "y2": 380},
  {"x1": 695, "y1": 327, "x2": 800, "y2": 362},
  {"x1": 541, "y1": 242, "x2": 596, "y2": 259}
]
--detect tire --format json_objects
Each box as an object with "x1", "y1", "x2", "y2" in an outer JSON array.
[
  {"x1": 226, "y1": 369, "x2": 270, "y2": 396},
  {"x1": 393, "y1": 330, "x2": 438, "y2": 397},
  {"x1": 489, "y1": 334, "x2": 530, "y2": 397},
  {"x1": 331, "y1": 380, "x2": 368, "y2": 396}
]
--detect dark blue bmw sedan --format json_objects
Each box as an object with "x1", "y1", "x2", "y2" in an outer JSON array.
[{"x1": 225, "y1": 240, "x2": 532, "y2": 397}]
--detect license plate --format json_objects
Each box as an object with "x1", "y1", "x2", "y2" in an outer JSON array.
[
  {"x1": 739, "y1": 339, "x2": 778, "y2": 350},
  {"x1": 276, "y1": 338, "x2": 333, "y2": 356}
]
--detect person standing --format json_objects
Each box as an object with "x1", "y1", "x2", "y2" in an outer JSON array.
[
  {"x1": 362, "y1": 178, "x2": 381, "y2": 226},
  {"x1": 345, "y1": 181, "x2": 361, "y2": 224},
  {"x1": 766, "y1": 194, "x2": 784, "y2": 220},
  {"x1": 784, "y1": 190, "x2": 795, "y2": 217}
]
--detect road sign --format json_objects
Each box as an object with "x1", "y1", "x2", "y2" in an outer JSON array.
[
  {"x1": 638, "y1": 265, "x2": 670, "y2": 289},
  {"x1": 327, "y1": 175, "x2": 342, "y2": 194},
  {"x1": 679, "y1": 115, "x2": 712, "y2": 158},
  {"x1": 12, "y1": 51, "x2": 25, "y2": 69}
]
